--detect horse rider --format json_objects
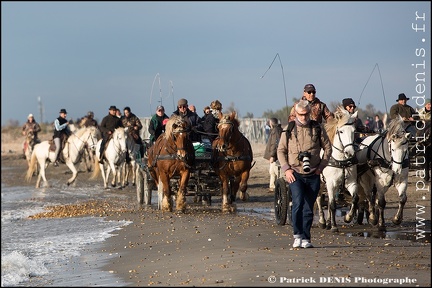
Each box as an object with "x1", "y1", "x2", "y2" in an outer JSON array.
[
  {"x1": 22, "y1": 113, "x2": 42, "y2": 158},
  {"x1": 149, "y1": 105, "x2": 169, "y2": 146},
  {"x1": 53, "y1": 108, "x2": 71, "y2": 167},
  {"x1": 122, "y1": 106, "x2": 145, "y2": 158},
  {"x1": 200, "y1": 105, "x2": 218, "y2": 143},
  {"x1": 172, "y1": 98, "x2": 201, "y2": 142},
  {"x1": 200, "y1": 99, "x2": 223, "y2": 143},
  {"x1": 342, "y1": 98, "x2": 370, "y2": 135},
  {"x1": 99, "y1": 105, "x2": 124, "y2": 164},
  {"x1": 79, "y1": 111, "x2": 98, "y2": 128},
  {"x1": 289, "y1": 84, "x2": 334, "y2": 124},
  {"x1": 390, "y1": 93, "x2": 419, "y2": 138},
  {"x1": 418, "y1": 99, "x2": 431, "y2": 121},
  {"x1": 277, "y1": 99, "x2": 332, "y2": 249}
]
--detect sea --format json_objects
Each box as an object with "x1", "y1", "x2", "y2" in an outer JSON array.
[
  {"x1": 1, "y1": 165, "x2": 136, "y2": 287},
  {"x1": 1, "y1": 163, "x2": 279, "y2": 287}
]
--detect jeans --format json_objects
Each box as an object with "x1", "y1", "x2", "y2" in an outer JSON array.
[
  {"x1": 290, "y1": 171, "x2": 320, "y2": 241},
  {"x1": 54, "y1": 137, "x2": 61, "y2": 160}
]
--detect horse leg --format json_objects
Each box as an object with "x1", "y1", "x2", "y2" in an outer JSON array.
[
  {"x1": 221, "y1": 176, "x2": 231, "y2": 213},
  {"x1": 160, "y1": 174, "x2": 172, "y2": 212},
  {"x1": 123, "y1": 162, "x2": 129, "y2": 187},
  {"x1": 65, "y1": 161, "x2": 78, "y2": 186},
  {"x1": 176, "y1": 172, "x2": 190, "y2": 213},
  {"x1": 107, "y1": 163, "x2": 116, "y2": 187},
  {"x1": 327, "y1": 189, "x2": 339, "y2": 233},
  {"x1": 372, "y1": 168, "x2": 394, "y2": 231},
  {"x1": 343, "y1": 182, "x2": 359, "y2": 224},
  {"x1": 238, "y1": 172, "x2": 250, "y2": 202},
  {"x1": 131, "y1": 161, "x2": 137, "y2": 186},
  {"x1": 36, "y1": 162, "x2": 47, "y2": 188},
  {"x1": 316, "y1": 188, "x2": 326, "y2": 229},
  {"x1": 392, "y1": 170, "x2": 409, "y2": 225},
  {"x1": 376, "y1": 191, "x2": 387, "y2": 232}
]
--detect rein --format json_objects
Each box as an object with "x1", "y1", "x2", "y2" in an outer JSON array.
[{"x1": 152, "y1": 130, "x2": 193, "y2": 169}]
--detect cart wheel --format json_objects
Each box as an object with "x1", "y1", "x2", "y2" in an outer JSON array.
[
  {"x1": 275, "y1": 178, "x2": 291, "y2": 226},
  {"x1": 136, "y1": 169, "x2": 144, "y2": 205}
]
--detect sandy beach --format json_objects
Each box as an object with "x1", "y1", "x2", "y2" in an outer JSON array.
[{"x1": 1, "y1": 137, "x2": 431, "y2": 287}]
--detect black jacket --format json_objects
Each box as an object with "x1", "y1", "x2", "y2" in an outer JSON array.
[{"x1": 100, "y1": 114, "x2": 123, "y2": 137}]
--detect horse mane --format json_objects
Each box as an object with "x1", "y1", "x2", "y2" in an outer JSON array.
[
  {"x1": 387, "y1": 115, "x2": 405, "y2": 137},
  {"x1": 164, "y1": 115, "x2": 188, "y2": 140},
  {"x1": 74, "y1": 126, "x2": 88, "y2": 138},
  {"x1": 324, "y1": 106, "x2": 350, "y2": 143}
]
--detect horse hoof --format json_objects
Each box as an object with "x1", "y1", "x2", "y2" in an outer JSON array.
[
  {"x1": 331, "y1": 227, "x2": 339, "y2": 233},
  {"x1": 344, "y1": 215, "x2": 353, "y2": 223},
  {"x1": 319, "y1": 222, "x2": 326, "y2": 229},
  {"x1": 392, "y1": 218, "x2": 402, "y2": 225},
  {"x1": 378, "y1": 225, "x2": 387, "y2": 232}
]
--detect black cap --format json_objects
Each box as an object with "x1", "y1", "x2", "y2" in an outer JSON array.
[
  {"x1": 304, "y1": 84, "x2": 316, "y2": 92},
  {"x1": 59, "y1": 108, "x2": 67, "y2": 114},
  {"x1": 342, "y1": 98, "x2": 356, "y2": 108},
  {"x1": 109, "y1": 105, "x2": 117, "y2": 110}
]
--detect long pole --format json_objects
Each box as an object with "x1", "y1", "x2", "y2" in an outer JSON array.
[
  {"x1": 150, "y1": 73, "x2": 160, "y2": 115},
  {"x1": 260, "y1": 53, "x2": 289, "y2": 120}
]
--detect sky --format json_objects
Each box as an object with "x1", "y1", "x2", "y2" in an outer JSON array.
[{"x1": 2, "y1": 1, "x2": 430, "y2": 126}]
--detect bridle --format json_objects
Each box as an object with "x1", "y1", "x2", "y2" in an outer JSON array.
[{"x1": 331, "y1": 122, "x2": 356, "y2": 162}]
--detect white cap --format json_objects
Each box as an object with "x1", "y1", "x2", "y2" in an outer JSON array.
[{"x1": 28, "y1": 114, "x2": 34, "y2": 118}]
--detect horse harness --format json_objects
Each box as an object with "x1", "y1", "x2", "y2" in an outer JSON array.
[
  {"x1": 214, "y1": 118, "x2": 253, "y2": 169},
  {"x1": 150, "y1": 128, "x2": 193, "y2": 170}
]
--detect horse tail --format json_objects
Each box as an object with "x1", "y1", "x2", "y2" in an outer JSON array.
[
  {"x1": 25, "y1": 150, "x2": 38, "y2": 182},
  {"x1": 90, "y1": 155, "x2": 101, "y2": 179}
]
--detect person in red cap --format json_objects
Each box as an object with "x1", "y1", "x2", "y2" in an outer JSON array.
[
  {"x1": 289, "y1": 84, "x2": 334, "y2": 124},
  {"x1": 148, "y1": 105, "x2": 169, "y2": 145}
]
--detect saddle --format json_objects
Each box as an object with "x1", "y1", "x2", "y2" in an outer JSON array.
[{"x1": 49, "y1": 134, "x2": 69, "y2": 163}]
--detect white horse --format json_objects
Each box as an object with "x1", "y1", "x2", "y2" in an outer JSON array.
[
  {"x1": 25, "y1": 126, "x2": 100, "y2": 188},
  {"x1": 69, "y1": 123, "x2": 101, "y2": 172},
  {"x1": 317, "y1": 107, "x2": 358, "y2": 232},
  {"x1": 91, "y1": 127, "x2": 127, "y2": 189},
  {"x1": 121, "y1": 128, "x2": 141, "y2": 187},
  {"x1": 356, "y1": 115, "x2": 410, "y2": 231}
]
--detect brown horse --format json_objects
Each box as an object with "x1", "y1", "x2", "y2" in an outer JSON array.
[
  {"x1": 147, "y1": 115, "x2": 195, "y2": 212},
  {"x1": 212, "y1": 111, "x2": 254, "y2": 213}
]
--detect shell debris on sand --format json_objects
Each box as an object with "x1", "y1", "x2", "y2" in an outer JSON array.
[{"x1": 28, "y1": 199, "x2": 136, "y2": 219}]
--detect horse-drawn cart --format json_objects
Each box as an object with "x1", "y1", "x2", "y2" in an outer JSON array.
[{"x1": 135, "y1": 140, "x2": 221, "y2": 208}]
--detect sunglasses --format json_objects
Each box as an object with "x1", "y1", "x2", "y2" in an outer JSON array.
[
  {"x1": 178, "y1": 105, "x2": 187, "y2": 108},
  {"x1": 306, "y1": 91, "x2": 316, "y2": 94},
  {"x1": 348, "y1": 105, "x2": 356, "y2": 109}
]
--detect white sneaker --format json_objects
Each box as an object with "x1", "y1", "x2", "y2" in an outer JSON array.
[
  {"x1": 301, "y1": 240, "x2": 313, "y2": 248},
  {"x1": 292, "y1": 238, "x2": 301, "y2": 248}
]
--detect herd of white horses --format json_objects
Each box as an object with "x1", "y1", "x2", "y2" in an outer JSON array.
[
  {"x1": 23, "y1": 112, "x2": 418, "y2": 232},
  {"x1": 25, "y1": 124, "x2": 140, "y2": 190}
]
